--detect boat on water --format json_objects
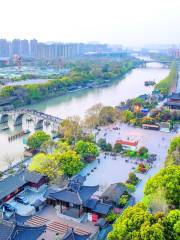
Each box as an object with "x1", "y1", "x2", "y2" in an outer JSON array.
[
  {"x1": 23, "y1": 129, "x2": 31, "y2": 135},
  {"x1": 144, "y1": 80, "x2": 156, "y2": 86},
  {"x1": 0, "y1": 126, "x2": 9, "y2": 131}
]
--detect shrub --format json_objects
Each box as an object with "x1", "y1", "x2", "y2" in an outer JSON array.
[
  {"x1": 125, "y1": 183, "x2": 136, "y2": 192},
  {"x1": 119, "y1": 193, "x2": 130, "y2": 207},
  {"x1": 127, "y1": 172, "x2": 139, "y2": 185},
  {"x1": 113, "y1": 143, "x2": 123, "y2": 153},
  {"x1": 105, "y1": 211, "x2": 118, "y2": 223}
]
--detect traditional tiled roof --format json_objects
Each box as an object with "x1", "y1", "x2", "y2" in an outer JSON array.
[
  {"x1": 0, "y1": 220, "x2": 46, "y2": 240},
  {"x1": 116, "y1": 140, "x2": 138, "y2": 147},
  {"x1": 93, "y1": 202, "x2": 112, "y2": 215},
  {"x1": 62, "y1": 228, "x2": 91, "y2": 240},
  {"x1": 49, "y1": 185, "x2": 99, "y2": 205},
  {"x1": 100, "y1": 183, "x2": 127, "y2": 204},
  {"x1": 0, "y1": 171, "x2": 44, "y2": 201},
  {"x1": 24, "y1": 171, "x2": 44, "y2": 183},
  {"x1": 11, "y1": 224, "x2": 46, "y2": 240},
  {"x1": 0, "y1": 220, "x2": 14, "y2": 240},
  {"x1": 83, "y1": 199, "x2": 112, "y2": 215}
]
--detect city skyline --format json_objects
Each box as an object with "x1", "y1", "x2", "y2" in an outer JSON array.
[{"x1": 0, "y1": 0, "x2": 180, "y2": 46}]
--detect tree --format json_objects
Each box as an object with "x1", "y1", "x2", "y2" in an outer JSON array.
[
  {"x1": 122, "y1": 110, "x2": 134, "y2": 123},
  {"x1": 60, "y1": 116, "x2": 83, "y2": 143},
  {"x1": 144, "y1": 165, "x2": 180, "y2": 207},
  {"x1": 27, "y1": 131, "x2": 50, "y2": 150},
  {"x1": 84, "y1": 103, "x2": 103, "y2": 129},
  {"x1": 127, "y1": 172, "x2": 139, "y2": 185},
  {"x1": 75, "y1": 140, "x2": 99, "y2": 162},
  {"x1": 141, "y1": 116, "x2": 155, "y2": 125},
  {"x1": 97, "y1": 138, "x2": 112, "y2": 152},
  {"x1": 163, "y1": 209, "x2": 180, "y2": 240},
  {"x1": 3, "y1": 154, "x2": 16, "y2": 169},
  {"x1": 40, "y1": 139, "x2": 57, "y2": 154},
  {"x1": 97, "y1": 138, "x2": 107, "y2": 150},
  {"x1": 165, "y1": 135, "x2": 180, "y2": 166},
  {"x1": 28, "y1": 153, "x2": 62, "y2": 181},
  {"x1": 113, "y1": 143, "x2": 123, "y2": 153},
  {"x1": 54, "y1": 140, "x2": 71, "y2": 153},
  {"x1": 138, "y1": 146, "x2": 148, "y2": 156},
  {"x1": 147, "y1": 188, "x2": 169, "y2": 214},
  {"x1": 56, "y1": 150, "x2": 84, "y2": 177},
  {"x1": 99, "y1": 106, "x2": 120, "y2": 125},
  {"x1": 107, "y1": 203, "x2": 164, "y2": 240}
]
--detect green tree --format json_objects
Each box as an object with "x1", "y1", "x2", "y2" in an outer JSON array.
[
  {"x1": 113, "y1": 143, "x2": 123, "y2": 153},
  {"x1": 75, "y1": 140, "x2": 99, "y2": 162},
  {"x1": 107, "y1": 203, "x2": 164, "y2": 240},
  {"x1": 144, "y1": 165, "x2": 180, "y2": 207},
  {"x1": 165, "y1": 135, "x2": 180, "y2": 166},
  {"x1": 28, "y1": 153, "x2": 62, "y2": 180},
  {"x1": 27, "y1": 131, "x2": 50, "y2": 150},
  {"x1": 56, "y1": 150, "x2": 84, "y2": 176},
  {"x1": 127, "y1": 172, "x2": 139, "y2": 185},
  {"x1": 122, "y1": 110, "x2": 134, "y2": 123},
  {"x1": 155, "y1": 63, "x2": 177, "y2": 95},
  {"x1": 138, "y1": 146, "x2": 148, "y2": 156},
  {"x1": 163, "y1": 209, "x2": 180, "y2": 240}
]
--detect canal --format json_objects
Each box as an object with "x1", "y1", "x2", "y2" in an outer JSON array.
[{"x1": 0, "y1": 62, "x2": 169, "y2": 170}]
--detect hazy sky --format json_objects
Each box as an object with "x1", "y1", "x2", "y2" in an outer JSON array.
[{"x1": 0, "y1": 0, "x2": 180, "y2": 46}]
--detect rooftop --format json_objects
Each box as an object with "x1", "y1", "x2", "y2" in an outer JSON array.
[
  {"x1": 0, "y1": 170, "x2": 44, "y2": 200},
  {"x1": 47, "y1": 185, "x2": 99, "y2": 205},
  {"x1": 100, "y1": 183, "x2": 127, "y2": 204},
  {"x1": 116, "y1": 140, "x2": 138, "y2": 147},
  {"x1": 62, "y1": 228, "x2": 91, "y2": 240},
  {"x1": 0, "y1": 219, "x2": 46, "y2": 240}
]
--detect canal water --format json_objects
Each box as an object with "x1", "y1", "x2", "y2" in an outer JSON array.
[
  {"x1": 30, "y1": 62, "x2": 169, "y2": 118},
  {"x1": 0, "y1": 62, "x2": 169, "y2": 170}
]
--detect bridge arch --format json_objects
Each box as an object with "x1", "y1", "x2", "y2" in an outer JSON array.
[
  {"x1": 0, "y1": 114, "x2": 9, "y2": 124},
  {"x1": 34, "y1": 119, "x2": 44, "y2": 130},
  {"x1": 13, "y1": 113, "x2": 24, "y2": 126}
]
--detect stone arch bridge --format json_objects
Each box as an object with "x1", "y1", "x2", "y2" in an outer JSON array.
[{"x1": 0, "y1": 108, "x2": 62, "y2": 131}]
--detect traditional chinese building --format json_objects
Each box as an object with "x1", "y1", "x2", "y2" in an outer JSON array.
[
  {"x1": 165, "y1": 92, "x2": 180, "y2": 110},
  {"x1": 0, "y1": 170, "x2": 46, "y2": 204},
  {"x1": 45, "y1": 175, "x2": 112, "y2": 221},
  {"x1": 0, "y1": 219, "x2": 46, "y2": 240},
  {"x1": 116, "y1": 140, "x2": 138, "y2": 151}
]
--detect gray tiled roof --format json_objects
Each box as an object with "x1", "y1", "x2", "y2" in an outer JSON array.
[
  {"x1": 83, "y1": 199, "x2": 112, "y2": 215},
  {"x1": 93, "y1": 202, "x2": 112, "y2": 215},
  {"x1": 0, "y1": 220, "x2": 14, "y2": 240},
  {"x1": 48, "y1": 185, "x2": 99, "y2": 205},
  {"x1": 0, "y1": 171, "x2": 44, "y2": 201},
  {"x1": 0, "y1": 219, "x2": 46, "y2": 240},
  {"x1": 100, "y1": 183, "x2": 126, "y2": 204},
  {"x1": 62, "y1": 228, "x2": 90, "y2": 240}
]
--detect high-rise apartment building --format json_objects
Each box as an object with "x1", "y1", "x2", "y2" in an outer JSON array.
[
  {"x1": 0, "y1": 38, "x2": 110, "y2": 59},
  {"x1": 11, "y1": 39, "x2": 21, "y2": 55},
  {"x1": 20, "y1": 39, "x2": 29, "y2": 57},
  {"x1": 0, "y1": 39, "x2": 10, "y2": 57},
  {"x1": 30, "y1": 39, "x2": 38, "y2": 58}
]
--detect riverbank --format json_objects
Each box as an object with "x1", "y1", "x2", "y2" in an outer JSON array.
[
  {"x1": 155, "y1": 63, "x2": 178, "y2": 95},
  {"x1": 0, "y1": 59, "x2": 140, "y2": 109}
]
